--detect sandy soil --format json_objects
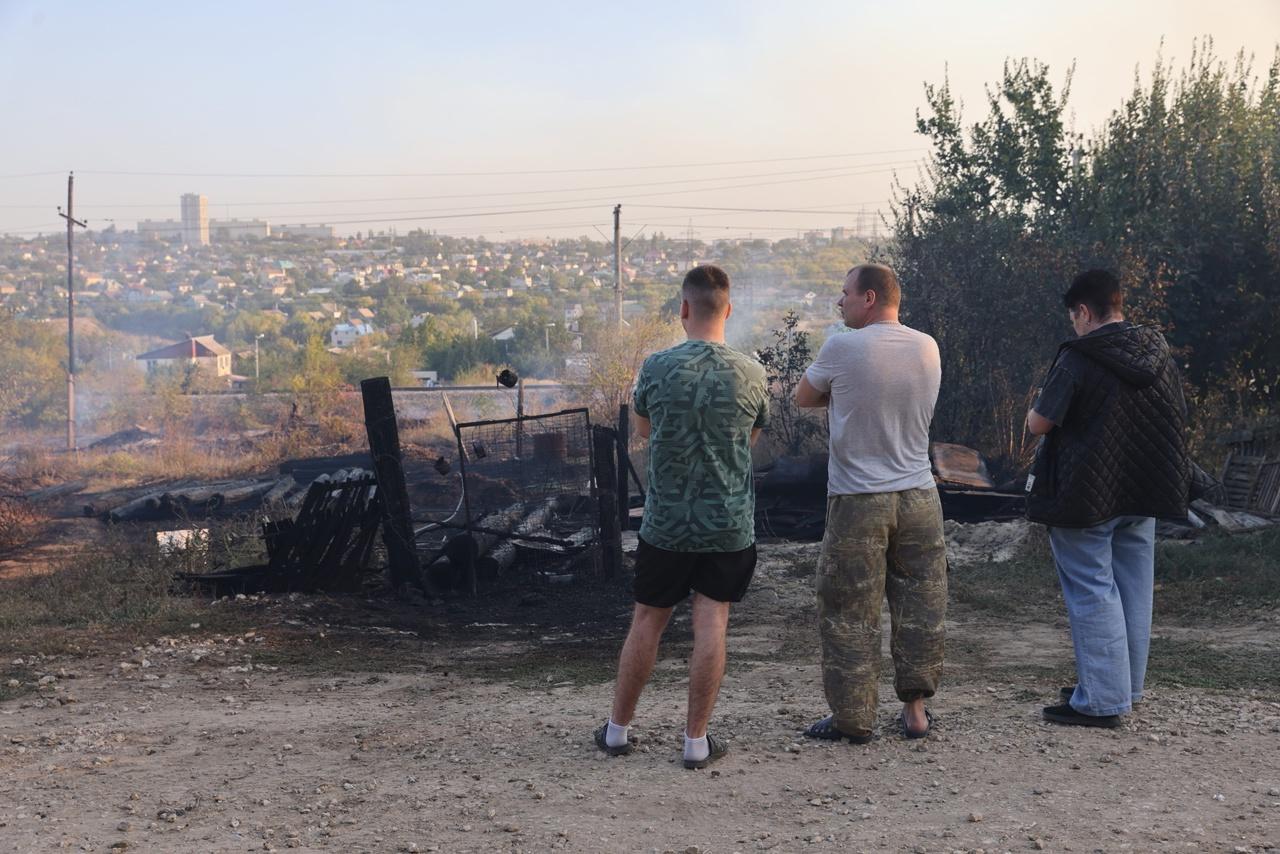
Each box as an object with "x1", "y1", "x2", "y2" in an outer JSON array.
[{"x1": 1, "y1": 541, "x2": 1278, "y2": 853}]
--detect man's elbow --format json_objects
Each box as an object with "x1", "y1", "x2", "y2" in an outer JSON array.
[
  {"x1": 794, "y1": 381, "x2": 827, "y2": 409},
  {"x1": 1026, "y1": 411, "x2": 1055, "y2": 435}
]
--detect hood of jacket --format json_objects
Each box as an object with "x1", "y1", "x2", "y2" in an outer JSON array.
[{"x1": 1064, "y1": 322, "x2": 1170, "y2": 389}]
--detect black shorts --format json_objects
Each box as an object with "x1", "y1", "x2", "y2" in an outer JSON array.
[{"x1": 632, "y1": 537, "x2": 758, "y2": 608}]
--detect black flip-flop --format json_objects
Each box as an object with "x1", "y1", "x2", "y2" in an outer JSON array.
[
  {"x1": 899, "y1": 709, "x2": 934, "y2": 739},
  {"x1": 803, "y1": 715, "x2": 875, "y2": 745},
  {"x1": 682, "y1": 733, "x2": 728, "y2": 770},
  {"x1": 594, "y1": 724, "x2": 633, "y2": 756}
]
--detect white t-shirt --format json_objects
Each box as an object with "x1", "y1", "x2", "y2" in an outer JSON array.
[{"x1": 804, "y1": 321, "x2": 941, "y2": 495}]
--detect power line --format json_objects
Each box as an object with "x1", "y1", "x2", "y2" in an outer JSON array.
[
  {"x1": 174, "y1": 166, "x2": 908, "y2": 224},
  {"x1": 0, "y1": 171, "x2": 66, "y2": 180},
  {"x1": 0, "y1": 161, "x2": 918, "y2": 210},
  {"x1": 56, "y1": 149, "x2": 925, "y2": 179},
  {"x1": 1, "y1": 166, "x2": 913, "y2": 235},
  {"x1": 634, "y1": 202, "x2": 891, "y2": 215}
]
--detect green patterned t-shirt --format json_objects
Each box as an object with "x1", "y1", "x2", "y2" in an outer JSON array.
[{"x1": 633, "y1": 339, "x2": 769, "y2": 552}]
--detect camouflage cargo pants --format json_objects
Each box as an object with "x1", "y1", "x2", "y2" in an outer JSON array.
[{"x1": 817, "y1": 488, "x2": 948, "y2": 733}]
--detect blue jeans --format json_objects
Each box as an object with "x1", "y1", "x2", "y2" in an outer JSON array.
[{"x1": 1048, "y1": 516, "x2": 1156, "y2": 716}]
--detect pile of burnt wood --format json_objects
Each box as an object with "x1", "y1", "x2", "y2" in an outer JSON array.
[
  {"x1": 754, "y1": 442, "x2": 1027, "y2": 539},
  {"x1": 84, "y1": 477, "x2": 299, "y2": 522},
  {"x1": 176, "y1": 469, "x2": 383, "y2": 596},
  {"x1": 180, "y1": 378, "x2": 419, "y2": 596},
  {"x1": 414, "y1": 408, "x2": 628, "y2": 596}
]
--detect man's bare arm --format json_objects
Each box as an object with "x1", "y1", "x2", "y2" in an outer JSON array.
[
  {"x1": 795, "y1": 375, "x2": 830, "y2": 408},
  {"x1": 635, "y1": 413, "x2": 651, "y2": 440},
  {"x1": 1026, "y1": 409, "x2": 1055, "y2": 436},
  {"x1": 750, "y1": 427, "x2": 762, "y2": 446}
]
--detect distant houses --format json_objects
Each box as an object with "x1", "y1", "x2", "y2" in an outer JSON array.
[
  {"x1": 330, "y1": 320, "x2": 375, "y2": 348},
  {"x1": 136, "y1": 334, "x2": 233, "y2": 377}
]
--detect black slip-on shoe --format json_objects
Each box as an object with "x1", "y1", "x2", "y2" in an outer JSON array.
[
  {"x1": 1042, "y1": 703, "x2": 1122, "y2": 729},
  {"x1": 594, "y1": 724, "x2": 633, "y2": 756},
  {"x1": 683, "y1": 733, "x2": 728, "y2": 770},
  {"x1": 803, "y1": 715, "x2": 876, "y2": 745}
]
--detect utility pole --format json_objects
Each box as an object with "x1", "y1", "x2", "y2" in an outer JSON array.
[
  {"x1": 57, "y1": 172, "x2": 87, "y2": 452},
  {"x1": 612, "y1": 204, "x2": 623, "y2": 329}
]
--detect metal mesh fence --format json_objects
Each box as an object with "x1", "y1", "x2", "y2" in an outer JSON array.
[{"x1": 453, "y1": 408, "x2": 600, "y2": 580}]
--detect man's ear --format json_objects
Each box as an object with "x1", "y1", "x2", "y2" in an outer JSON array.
[
  {"x1": 724, "y1": 301, "x2": 733, "y2": 321},
  {"x1": 680, "y1": 298, "x2": 690, "y2": 320}
]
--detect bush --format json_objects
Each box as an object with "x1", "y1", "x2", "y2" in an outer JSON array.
[{"x1": 0, "y1": 497, "x2": 44, "y2": 555}]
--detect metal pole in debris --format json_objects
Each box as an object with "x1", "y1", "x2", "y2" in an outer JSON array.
[
  {"x1": 617, "y1": 403, "x2": 630, "y2": 529},
  {"x1": 515, "y1": 379, "x2": 525, "y2": 459},
  {"x1": 613, "y1": 203, "x2": 623, "y2": 329},
  {"x1": 57, "y1": 172, "x2": 87, "y2": 452},
  {"x1": 360, "y1": 377, "x2": 426, "y2": 593},
  {"x1": 592, "y1": 425, "x2": 622, "y2": 578}
]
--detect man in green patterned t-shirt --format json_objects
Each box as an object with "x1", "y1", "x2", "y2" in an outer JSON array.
[{"x1": 594, "y1": 264, "x2": 768, "y2": 770}]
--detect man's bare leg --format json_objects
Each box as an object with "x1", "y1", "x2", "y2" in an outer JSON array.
[
  {"x1": 686, "y1": 593, "x2": 731, "y2": 738},
  {"x1": 902, "y1": 697, "x2": 928, "y2": 732},
  {"x1": 609, "y1": 603, "x2": 674, "y2": 726}
]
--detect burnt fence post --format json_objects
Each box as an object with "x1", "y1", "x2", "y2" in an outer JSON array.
[
  {"x1": 361, "y1": 377, "x2": 426, "y2": 594},
  {"x1": 592, "y1": 424, "x2": 622, "y2": 578}
]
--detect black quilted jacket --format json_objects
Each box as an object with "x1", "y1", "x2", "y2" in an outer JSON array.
[{"x1": 1026, "y1": 322, "x2": 1189, "y2": 527}]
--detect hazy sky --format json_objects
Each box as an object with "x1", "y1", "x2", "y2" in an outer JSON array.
[{"x1": 2, "y1": 0, "x2": 1277, "y2": 240}]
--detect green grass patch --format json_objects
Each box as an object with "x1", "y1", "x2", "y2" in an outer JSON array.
[
  {"x1": 951, "y1": 527, "x2": 1280, "y2": 623},
  {"x1": 1147, "y1": 637, "x2": 1280, "y2": 693},
  {"x1": 1153, "y1": 528, "x2": 1280, "y2": 618}
]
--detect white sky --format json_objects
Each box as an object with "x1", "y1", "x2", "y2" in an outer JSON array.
[{"x1": 1, "y1": 0, "x2": 1277, "y2": 240}]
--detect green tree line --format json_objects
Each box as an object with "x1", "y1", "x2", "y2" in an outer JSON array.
[{"x1": 890, "y1": 40, "x2": 1279, "y2": 473}]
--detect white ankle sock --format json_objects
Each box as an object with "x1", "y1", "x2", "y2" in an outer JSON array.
[
  {"x1": 683, "y1": 732, "x2": 709, "y2": 762},
  {"x1": 605, "y1": 719, "x2": 630, "y2": 748}
]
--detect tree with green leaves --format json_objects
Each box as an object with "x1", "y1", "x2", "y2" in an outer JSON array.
[
  {"x1": 892, "y1": 42, "x2": 1280, "y2": 473},
  {"x1": 755, "y1": 310, "x2": 826, "y2": 456}
]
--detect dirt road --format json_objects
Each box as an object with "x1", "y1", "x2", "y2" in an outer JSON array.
[{"x1": 1, "y1": 542, "x2": 1277, "y2": 853}]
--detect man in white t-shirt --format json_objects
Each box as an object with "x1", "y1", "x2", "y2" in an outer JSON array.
[{"x1": 795, "y1": 263, "x2": 947, "y2": 743}]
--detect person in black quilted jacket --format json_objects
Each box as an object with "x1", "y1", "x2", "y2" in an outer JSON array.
[{"x1": 1025, "y1": 269, "x2": 1189, "y2": 728}]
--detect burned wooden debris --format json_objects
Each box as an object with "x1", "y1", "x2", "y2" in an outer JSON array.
[
  {"x1": 753, "y1": 443, "x2": 1026, "y2": 538},
  {"x1": 361, "y1": 377, "x2": 424, "y2": 593},
  {"x1": 1218, "y1": 420, "x2": 1280, "y2": 518},
  {"x1": 416, "y1": 407, "x2": 608, "y2": 594},
  {"x1": 76, "y1": 477, "x2": 299, "y2": 522},
  {"x1": 177, "y1": 470, "x2": 382, "y2": 596}
]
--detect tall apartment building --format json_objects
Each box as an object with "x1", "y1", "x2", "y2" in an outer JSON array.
[{"x1": 180, "y1": 193, "x2": 209, "y2": 246}]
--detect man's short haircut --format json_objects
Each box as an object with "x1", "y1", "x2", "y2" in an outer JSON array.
[
  {"x1": 1063, "y1": 269, "x2": 1123, "y2": 318},
  {"x1": 847, "y1": 263, "x2": 901, "y2": 308},
  {"x1": 682, "y1": 264, "x2": 731, "y2": 319}
]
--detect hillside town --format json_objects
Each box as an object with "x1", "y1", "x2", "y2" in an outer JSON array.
[{"x1": 0, "y1": 193, "x2": 863, "y2": 385}]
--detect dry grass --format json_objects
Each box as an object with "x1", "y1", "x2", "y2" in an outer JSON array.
[
  {"x1": 0, "y1": 496, "x2": 45, "y2": 555},
  {"x1": 2, "y1": 444, "x2": 75, "y2": 486},
  {"x1": 0, "y1": 518, "x2": 266, "y2": 655}
]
